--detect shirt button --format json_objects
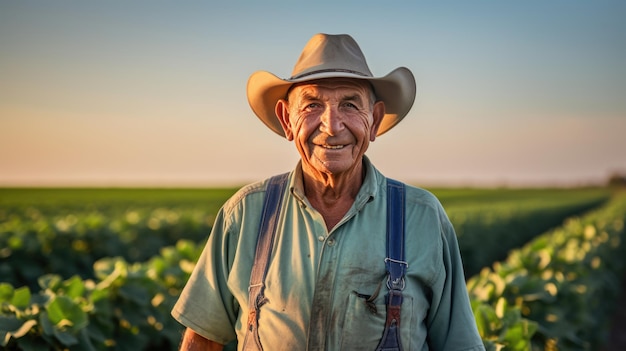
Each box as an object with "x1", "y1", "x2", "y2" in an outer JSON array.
[
  {"x1": 318, "y1": 235, "x2": 325, "y2": 242},
  {"x1": 327, "y1": 238, "x2": 336, "y2": 247}
]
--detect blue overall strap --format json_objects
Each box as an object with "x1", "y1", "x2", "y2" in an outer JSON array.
[
  {"x1": 243, "y1": 173, "x2": 289, "y2": 351},
  {"x1": 375, "y1": 178, "x2": 407, "y2": 351}
]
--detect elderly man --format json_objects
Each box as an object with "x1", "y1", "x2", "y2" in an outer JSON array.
[{"x1": 172, "y1": 33, "x2": 484, "y2": 351}]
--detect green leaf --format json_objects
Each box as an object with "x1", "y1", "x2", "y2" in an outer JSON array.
[
  {"x1": 39, "y1": 311, "x2": 54, "y2": 336},
  {"x1": 46, "y1": 296, "x2": 88, "y2": 332},
  {"x1": 0, "y1": 316, "x2": 22, "y2": 346},
  {"x1": 474, "y1": 303, "x2": 499, "y2": 337},
  {"x1": 94, "y1": 259, "x2": 127, "y2": 289},
  {"x1": 63, "y1": 276, "x2": 85, "y2": 299},
  {"x1": 0, "y1": 316, "x2": 22, "y2": 332},
  {"x1": 502, "y1": 322, "x2": 524, "y2": 343},
  {"x1": 0, "y1": 283, "x2": 14, "y2": 303},
  {"x1": 53, "y1": 328, "x2": 78, "y2": 346},
  {"x1": 89, "y1": 286, "x2": 110, "y2": 303},
  {"x1": 11, "y1": 286, "x2": 31, "y2": 309},
  {"x1": 38, "y1": 274, "x2": 62, "y2": 291}
]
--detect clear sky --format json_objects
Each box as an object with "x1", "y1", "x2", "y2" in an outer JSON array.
[{"x1": 1, "y1": 1, "x2": 625, "y2": 187}]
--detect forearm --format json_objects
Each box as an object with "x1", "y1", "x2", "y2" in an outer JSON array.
[{"x1": 179, "y1": 328, "x2": 224, "y2": 351}]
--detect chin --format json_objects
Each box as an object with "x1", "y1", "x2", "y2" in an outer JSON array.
[{"x1": 319, "y1": 162, "x2": 356, "y2": 176}]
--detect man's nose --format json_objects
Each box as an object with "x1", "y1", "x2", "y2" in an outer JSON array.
[{"x1": 320, "y1": 106, "x2": 344, "y2": 135}]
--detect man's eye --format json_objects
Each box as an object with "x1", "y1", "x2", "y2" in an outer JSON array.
[
  {"x1": 306, "y1": 103, "x2": 320, "y2": 109},
  {"x1": 343, "y1": 102, "x2": 358, "y2": 109}
]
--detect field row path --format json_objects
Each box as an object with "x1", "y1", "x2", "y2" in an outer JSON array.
[{"x1": 601, "y1": 274, "x2": 626, "y2": 350}]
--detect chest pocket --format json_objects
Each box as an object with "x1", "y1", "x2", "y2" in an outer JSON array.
[{"x1": 341, "y1": 291, "x2": 414, "y2": 350}]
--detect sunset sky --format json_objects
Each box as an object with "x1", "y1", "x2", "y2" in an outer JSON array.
[{"x1": 1, "y1": 1, "x2": 625, "y2": 187}]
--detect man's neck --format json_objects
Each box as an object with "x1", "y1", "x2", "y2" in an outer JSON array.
[{"x1": 301, "y1": 162, "x2": 364, "y2": 230}]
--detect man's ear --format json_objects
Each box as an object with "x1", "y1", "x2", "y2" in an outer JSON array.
[
  {"x1": 370, "y1": 101, "x2": 385, "y2": 141},
  {"x1": 275, "y1": 99, "x2": 293, "y2": 140}
]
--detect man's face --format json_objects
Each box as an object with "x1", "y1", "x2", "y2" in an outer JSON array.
[{"x1": 277, "y1": 78, "x2": 384, "y2": 178}]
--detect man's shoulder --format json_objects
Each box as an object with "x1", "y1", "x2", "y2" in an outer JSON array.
[
  {"x1": 221, "y1": 172, "x2": 294, "y2": 214},
  {"x1": 220, "y1": 177, "x2": 273, "y2": 216},
  {"x1": 400, "y1": 182, "x2": 444, "y2": 211}
]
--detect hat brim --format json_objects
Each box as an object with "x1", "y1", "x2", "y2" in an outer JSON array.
[{"x1": 247, "y1": 67, "x2": 416, "y2": 137}]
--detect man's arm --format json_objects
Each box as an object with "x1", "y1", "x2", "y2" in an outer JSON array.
[{"x1": 179, "y1": 328, "x2": 224, "y2": 351}]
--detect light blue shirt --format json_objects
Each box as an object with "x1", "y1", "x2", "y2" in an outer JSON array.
[{"x1": 172, "y1": 157, "x2": 484, "y2": 350}]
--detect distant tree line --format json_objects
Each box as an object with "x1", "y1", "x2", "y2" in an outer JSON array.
[{"x1": 608, "y1": 172, "x2": 626, "y2": 187}]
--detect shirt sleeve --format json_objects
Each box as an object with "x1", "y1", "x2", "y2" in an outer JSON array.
[
  {"x1": 427, "y1": 206, "x2": 485, "y2": 351},
  {"x1": 171, "y1": 206, "x2": 239, "y2": 345}
]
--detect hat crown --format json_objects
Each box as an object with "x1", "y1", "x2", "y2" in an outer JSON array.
[{"x1": 291, "y1": 33, "x2": 373, "y2": 80}]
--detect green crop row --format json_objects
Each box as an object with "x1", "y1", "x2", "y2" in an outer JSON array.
[
  {"x1": 0, "y1": 188, "x2": 608, "y2": 291},
  {"x1": 0, "y1": 187, "x2": 236, "y2": 290},
  {"x1": 1, "y1": 240, "x2": 202, "y2": 350},
  {"x1": 0, "y1": 187, "x2": 616, "y2": 350},
  {"x1": 1, "y1": 190, "x2": 625, "y2": 350},
  {"x1": 467, "y1": 190, "x2": 626, "y2": 350},
  {"x1": 0, "y1": 207, "x2": 214, "y2": 290},
  {"x1": 450, "y1": 192, "x2": 608, "y2": 277},
  {"x1": 0, "y1": 188, "x2": 238, "y2": 216}
]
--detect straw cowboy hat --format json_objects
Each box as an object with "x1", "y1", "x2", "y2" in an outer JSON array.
[{"x1": 246, "y1": 33, "x2": 417, "y2": 137}]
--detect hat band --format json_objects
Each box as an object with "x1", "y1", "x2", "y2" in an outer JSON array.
[{"x1": 290, "y1": 68, "x2": 370, "y2": 80}]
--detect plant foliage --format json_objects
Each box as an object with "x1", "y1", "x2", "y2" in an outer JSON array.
[
  {"x1": 0, "y1": 187, "x2": 622, "y2": 350},
  {"x1": 467, "y1": 191, "x2": 626, "y2": 350}
]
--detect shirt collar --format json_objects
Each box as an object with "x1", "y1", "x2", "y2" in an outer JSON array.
[{"x1": 288, "y1": 156, "x2": 381, "y2": 211}]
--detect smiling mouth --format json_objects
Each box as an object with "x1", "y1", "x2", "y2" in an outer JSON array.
[{"x1": 321, "y1": 144, "x2": 346, "y2": 150}]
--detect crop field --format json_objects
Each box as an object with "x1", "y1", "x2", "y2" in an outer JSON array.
[{"x1": 0, "y1": 186, "x2": 624, "y2": 350}]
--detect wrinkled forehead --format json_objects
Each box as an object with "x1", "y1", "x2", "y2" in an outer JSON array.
[{"x1": 287, "y1": 78, "x2": 374, "y2": 100}]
